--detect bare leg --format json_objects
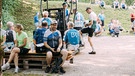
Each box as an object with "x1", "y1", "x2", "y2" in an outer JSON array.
[
  {"x1": 7, "y1": 47, "x2": 20, "y2": 63},
  {"x1": 14, "y1": 53, "x2": 18, "y2": 67},
  {"x1": 60, "y1": 49, "x2": 68, "y2": 66},
  {"x1": 46, "y1": 51, "x2": 52, "y2": 67}
]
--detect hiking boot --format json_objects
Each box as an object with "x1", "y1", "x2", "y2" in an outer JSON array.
[
  {"x1": 89, "y1": 51, "x2": 96, "y2": 54},
  {"x1": 1, "y1": 63, "x2": 10, "y2": 71},
  {"x1": 14, "y1": 67, "x2": 19, "y2": 73},
  {"x1": 60, "y1": 67, "x2": 66, "y2": 73},
  {"x1": 69, "y1": 58, "x2": 73, "y2": 64},
  {"x1": 45, "y1": 66, "x2": 51, "y2": 73}
]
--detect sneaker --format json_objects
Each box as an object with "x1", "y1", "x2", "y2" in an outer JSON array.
[
  {"x1": 73, "y1": 50, "x2": 79, "y2": 55},
  {"x1": 1, "y1": 63, "x2": 10, "y2": 71},
  {"x1": 45, "y1": 66, "x2": 51, "y2": 73},
  {"x1": 79, "y1": 44, "x2": 84, "y2": 47},
  {"x1": 88, "y1": 51, "x2": 96, "y2": 54},
  {"x1": 69, "y1": 58, "x2": 73, "y2": 64},
  {"x1": 60, "y1": 67, "x2": 66, "y2": 73},
  {"x1": 14, "y1": 68, "x2": 19, "y2": 73}
]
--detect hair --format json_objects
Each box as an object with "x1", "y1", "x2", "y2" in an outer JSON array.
[
  {"x1": 67, "y1": 22, "x2": 74, "y2": 27},
  {"x1": 42, "y1": 11, "x2": 48, "y2": 16},
  {"x1": 15, "y1": 24, "x2": 24, "y2": 30},
  {"x1": 85, "y1": 7, "x2": 91, "y2": 11},
  {"x1": 42, "y1": 21, "x2": 48, "y2": 27},
  {"x1": 7, "y1": 21, "x2": 14, "y2": 28},
  {"x1": 73, "y1": 8, "x2": 77, "y2": 11}
]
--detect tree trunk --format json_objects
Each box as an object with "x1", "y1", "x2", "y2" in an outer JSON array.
[{"x1": 0, "y1": 0, "x2": 3, "y2": 74}]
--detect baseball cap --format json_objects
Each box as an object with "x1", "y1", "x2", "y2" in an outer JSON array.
[{"x1": 51, "y1": 20, "x2": 57, "y2": 25}]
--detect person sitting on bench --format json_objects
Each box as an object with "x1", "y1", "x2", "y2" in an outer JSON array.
[
  {"x1": 1, "y1": 24, "x2": 30, "y2": 73},
  {"x1": 33, "y1": 21, "x2": 48, "y2": 53},
  {"x1": 44, "y1": 20, "x2": 68, "y2": 73},
  {"x1": 63, "y1": 22, "x2": 80, "y2": 64}
]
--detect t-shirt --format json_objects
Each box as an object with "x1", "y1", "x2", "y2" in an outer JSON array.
[
  {"x1": 40, "y1": 17, "x2": 52, "y2": 27},
  {"x1": 98, "y1": 13, "x2": 105, "y2": 21},
  {"x1": 89, "y1": 12, "x2": 97, "y2": 30},
  {"x1": 16, "y1": 31, "x2": 29, "y2": 48},
  {"x1": 114, "y1": 1, "x2": 119, "y2": 6},
  {"x1": 74, "y1": 12, "x2": 84, "y2": 27},
  {"x1": 44, "y1": 29, "x2": 62, "y2": 48},
  {"x1": 63, "y1": 29, "x2": 80, "y2": 45},
  {"x1": 33, "y1": 28, "x2": 47, "y2": 44}
]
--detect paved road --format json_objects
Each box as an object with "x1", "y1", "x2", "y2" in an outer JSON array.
[{"x1": 5, "y1": 36, "x2": 135, "y2": 76}]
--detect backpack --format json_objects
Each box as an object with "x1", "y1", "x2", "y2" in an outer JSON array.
[{"x1": 6, "y1": 30, "x2": 14, "y2": 42}]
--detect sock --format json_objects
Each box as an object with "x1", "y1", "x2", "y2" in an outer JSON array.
[
  {"x1": 15, "y1": 66, "x2": 19, "y2": 69},
  {"x1": 91, "y1": 46, "x2": 94, "y2": 51},
  {"x1": 6, "y1": 62, "x2": 10, "y2": 66}
]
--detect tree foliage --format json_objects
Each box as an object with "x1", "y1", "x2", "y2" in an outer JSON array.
[{"x1": 2, "y1": 0, "x2": 20, "y2": 26}]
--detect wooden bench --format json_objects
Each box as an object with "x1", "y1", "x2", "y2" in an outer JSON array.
[{"x1": 3, "y1": 50, "x2": 60, "y2": 70}]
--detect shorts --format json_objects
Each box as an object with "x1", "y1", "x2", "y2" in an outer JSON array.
[
  {"x1": 36, "y1": 46, "x2": 47, "y2": 53},
  {"x1": 101, "y1": 20, "x2": 104, "y2": 26},
  {"x1": 46, "y1": 47, "x2": 61, "y2": 56},
  {"x1": 115, "y1": 6, "x2": 118, "y2": 8},
  {"x1": 19, "y1": 47, "x2": 30, "y2": 54},
  {"x1": 74, "y1": 27, "x2": 82, "y2": 30},
  {"x1": 67, "y1": 44, "x2": 79, "y2": 51},
  {"x1": 131, "y1": 19, "x2": 134, "y2": 22},
  {"x1": 81, "y1": 27, "x2": 94, "y2": 37},
  {"x1": 5, "y1": 42, "x2": 14, "y2": 49}
]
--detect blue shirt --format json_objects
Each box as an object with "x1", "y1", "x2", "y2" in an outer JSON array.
[
  {"x1": 33, "y1": 28, "x2": 47, "y2": 44},
  {"x1": 41, "y1": 18, "x2": 52, "y2": 27},
  {"x1": 98, "y1": 13, "x2": 105, "y2": 21},
  {"x1": 63, "y1": 29, "x2": 80, "y2": 45},
  {"x1": 74, "y1": 12, "x2": 84, "y2": 27},
  {"x1": 34, "y1": 13, "x2": 39, "y2": 23},
  {"x1": 44, "y1": 29, "x2": 62, "y2": 48}
]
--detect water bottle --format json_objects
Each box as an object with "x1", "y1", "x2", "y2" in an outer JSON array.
[{"x1": 30, "y1": 42, "x2": 35, "y2": 52}]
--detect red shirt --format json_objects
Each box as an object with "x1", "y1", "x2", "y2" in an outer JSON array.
[{"x1": 131, "y1": 13, "x2": 135, "y2": 20}]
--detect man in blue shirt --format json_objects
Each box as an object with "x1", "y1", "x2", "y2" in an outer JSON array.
[
  {"x1": 44, "y1": 20, "x2": 68, "y2": 73},
  {"x1": 63, "y1": 22, "x2": 80, "y2": 63},
  {"x1": 39, "y1": 11, "x2": 52, "y2": 28},
  {"x1": 73, "y1": 8, "x2": 84, "y2": 30},
  {"x1": 34, "y1": 12, "x2": 39, "y2": 29},
  {"x1": 33, "y1": 21, "x2": 48, "y2": 53},
  {"x1": 62, "y1": 2, "x2": 69, "y2": 22}
]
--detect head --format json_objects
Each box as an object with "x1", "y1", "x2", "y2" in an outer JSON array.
[
  {"x1": 42, "y1": 21, "x2": 48, "y2": 28},
  {"x1": 73, "y1": 8, "x2": 77, "y2": 14},
  {"x1": 43, "y1": 11, "x2": 49, "y2": 17},
  {"x1": 50, "y1": 20, "x2": 58, "y2": 31},
  {"x1": 6, "y1": 21, "x2": 14, "y2": 29},
  {"x1": 62, "y1": 2, "x2": 68, "y2": 9},
  {"x1": 14, "y1": 24, "x2": 24, "y2": 32},
  {"x1": 86, "y1": 7, "x2": 92, "y2": 14},
  {"x1": 67, "y1": 22, "x2": 74, "y2": 29}
]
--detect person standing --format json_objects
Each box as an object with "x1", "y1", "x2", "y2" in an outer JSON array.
[
  {"x1": 34, "y1": 12, "x2": 39, "y2": 29},
  {"x1": 79, "y1": 7, "x2": 97, "y2": 54}
]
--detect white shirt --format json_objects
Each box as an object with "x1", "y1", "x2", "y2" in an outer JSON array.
[{"x1": 89, "y1": 11, "x2": 97, "y2": 21}]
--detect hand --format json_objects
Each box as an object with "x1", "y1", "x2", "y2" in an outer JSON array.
[
  {"x1": 57, "y1": 48, "x2": 60, "y2": 52},
  {"x1": 50, "y1": 48, "x2": 55, "y2": 52}
]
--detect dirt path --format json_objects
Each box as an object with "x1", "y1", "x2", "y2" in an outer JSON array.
[{"x1": 4, "y1": 36, "x2": 135, "y2": 76}]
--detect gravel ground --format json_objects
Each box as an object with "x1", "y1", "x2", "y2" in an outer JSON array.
[{"x1": 3, "y1": 36, "x2": 135, "y2": 76}]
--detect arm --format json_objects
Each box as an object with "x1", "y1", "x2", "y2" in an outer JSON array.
[
  {"x1": 44, "y1": 42, "x2": 55, "y2": 52},
  {"x1": 18, "y1": 38, "x2": 27, "y2": 48}
]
